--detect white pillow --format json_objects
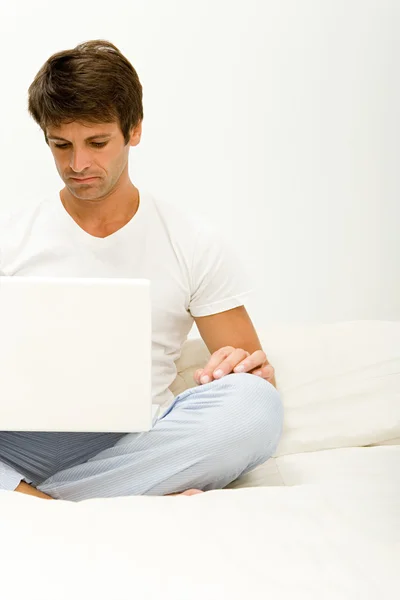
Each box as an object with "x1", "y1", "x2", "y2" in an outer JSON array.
[{"x1": 171, "y1": 320, "x2": 400, "y2": 456}]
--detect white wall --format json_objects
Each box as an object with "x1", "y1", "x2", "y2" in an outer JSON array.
[{"x1": 0, "y1": 0, "x2": 398, "y2": 331}]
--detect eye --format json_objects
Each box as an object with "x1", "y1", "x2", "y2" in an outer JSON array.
[{"x1": 54, "y1": 142, "x2": 108, "y2": 149}]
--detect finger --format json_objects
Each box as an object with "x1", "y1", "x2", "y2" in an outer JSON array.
[
  {"x1": 212, "y1": 348, "x2": 250, "y2": 379},
  {"x1": 198, "y1": 347, "x2": 235, "y2": 383},
  {"x1": 251, "y1": 364, "x2": 274, "y2": 380},
  {"x1": 194, "y1": 369, "x2": 204, "y2": 384},
  {"x1": 233, "y1": 350, "x2": 267, "y2": 373},
  {"x1": 193, "y1": 369, "x2": 204, "y2": 383}
]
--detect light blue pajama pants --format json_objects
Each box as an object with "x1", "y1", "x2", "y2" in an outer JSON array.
[{"x1": 0, "y1": 373, "x2": 283, "y2": 502}]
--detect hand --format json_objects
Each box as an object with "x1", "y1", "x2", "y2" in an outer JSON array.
[{"x1": 194, "y1": 346, "x2": 276, "y2": 387}]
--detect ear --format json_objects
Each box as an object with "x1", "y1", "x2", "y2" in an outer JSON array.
[{"x1": 129, "y1": 120, "x2": 142, "y2": 147}]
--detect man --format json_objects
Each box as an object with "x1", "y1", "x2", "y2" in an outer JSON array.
[{"x1": 0, "y1": 39, "x2": 283, "y2": 501}]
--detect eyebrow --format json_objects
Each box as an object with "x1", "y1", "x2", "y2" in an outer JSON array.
[{"x1": 47, "y1": 133, "x2": 113, "y2": 142}]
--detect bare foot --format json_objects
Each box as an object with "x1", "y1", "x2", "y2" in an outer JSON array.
[
  {"x1": 167, "y1": 488, "x2": 204, "y2": 496},
  {"x1": 15, "y1": 481, "x2": 54, "y2": 499}
]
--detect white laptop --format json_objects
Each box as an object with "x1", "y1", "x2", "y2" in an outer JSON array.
[{"x1": 0, "y1": 276, "x2": 159, "y2": 432}]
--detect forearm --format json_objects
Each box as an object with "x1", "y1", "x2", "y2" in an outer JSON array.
[{"x1": 15, "y1": 481, "x2": 54, "y2": 499}]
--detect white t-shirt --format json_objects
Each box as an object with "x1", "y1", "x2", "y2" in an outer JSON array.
[{"x1": 0, "y1": 189, "x2": 254, "y2": 408}]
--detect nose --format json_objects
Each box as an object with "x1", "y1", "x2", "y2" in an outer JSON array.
[{"x1": 69, "y1": 147, "x2": 92, "y2": 173}]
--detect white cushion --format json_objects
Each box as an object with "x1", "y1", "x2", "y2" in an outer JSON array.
[{"x1": 171, "y1": 320, "x2": 400, "y2": 457}]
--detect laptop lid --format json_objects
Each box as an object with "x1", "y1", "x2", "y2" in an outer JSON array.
[{"x1": 0, "y1": 276, "x2": 153, "y2": 433}]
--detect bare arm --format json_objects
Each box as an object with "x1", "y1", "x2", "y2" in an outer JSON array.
[
  {"x1": 194, "y1": 305, "x2": 264, "y2": 355},
  {"x1": 194, "y1": 305, "x2": 276, "y2": 387}
]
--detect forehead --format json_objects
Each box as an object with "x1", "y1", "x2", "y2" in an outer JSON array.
[{"x1": 46, "y1": 121, "x2": 119, "y2": 140}]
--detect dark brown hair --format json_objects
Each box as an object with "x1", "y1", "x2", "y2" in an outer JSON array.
[{"x1": 28, "y1": 39, "x2": 143, "y2": 145}]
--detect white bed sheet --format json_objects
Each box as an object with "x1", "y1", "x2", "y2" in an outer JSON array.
[{"x1": 1, "y1": 448, "x2": 399, "y2": 600}]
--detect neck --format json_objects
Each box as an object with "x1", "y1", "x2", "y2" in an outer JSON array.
[{"x1": 60, "y1": 178, "x2": 140, "y2": 238}]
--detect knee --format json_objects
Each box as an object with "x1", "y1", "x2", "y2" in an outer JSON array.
[{"x1": 213, "y1": 372, "x2": 284, "y2": 459}]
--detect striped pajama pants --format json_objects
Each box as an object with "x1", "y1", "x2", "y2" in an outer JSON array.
[{"x1": 0, "y1": 373, "x2": 283, "y2": 502}]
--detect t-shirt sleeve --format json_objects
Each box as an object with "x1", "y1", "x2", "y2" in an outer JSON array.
[{"x1": 188, "y1": 224, "x2": 256, "y2": 317}]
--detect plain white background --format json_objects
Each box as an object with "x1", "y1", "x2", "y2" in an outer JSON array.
[{"x1": 0, "y1": 0, "x2": 398, "y2": 332}]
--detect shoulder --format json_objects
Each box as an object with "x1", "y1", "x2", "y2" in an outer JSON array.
[
  {"x1": 0, "y1": 198, "x2": 52, "y2": 228},
  {"x1": 0, "y1": 198, "x2": 53, "y2": 257},
  {"x1": 144, "y1": 190, "x2": 223, "y2": 248},
  {"x1": 0, "y1": 204, "x2": 29, "y2": 240},
  {"x1": 142, "y1": 190, "x2": 205, "y2": 254},
  {"x1": 144, "y1": 190, "x2": 198, "y2": 230}
]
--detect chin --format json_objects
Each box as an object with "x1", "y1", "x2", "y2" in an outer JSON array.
[{"x1": 67, "y1": 184, "x2": 102, "y2": 199}]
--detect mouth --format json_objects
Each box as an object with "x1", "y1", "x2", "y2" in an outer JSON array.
[{"x1": 70, "y1": 177, "x2": 98, "y2": 184}]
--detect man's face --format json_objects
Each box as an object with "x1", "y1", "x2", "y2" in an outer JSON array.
[{"x1": 46, "y1": 120, "x2": 141, "y2": 200}]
